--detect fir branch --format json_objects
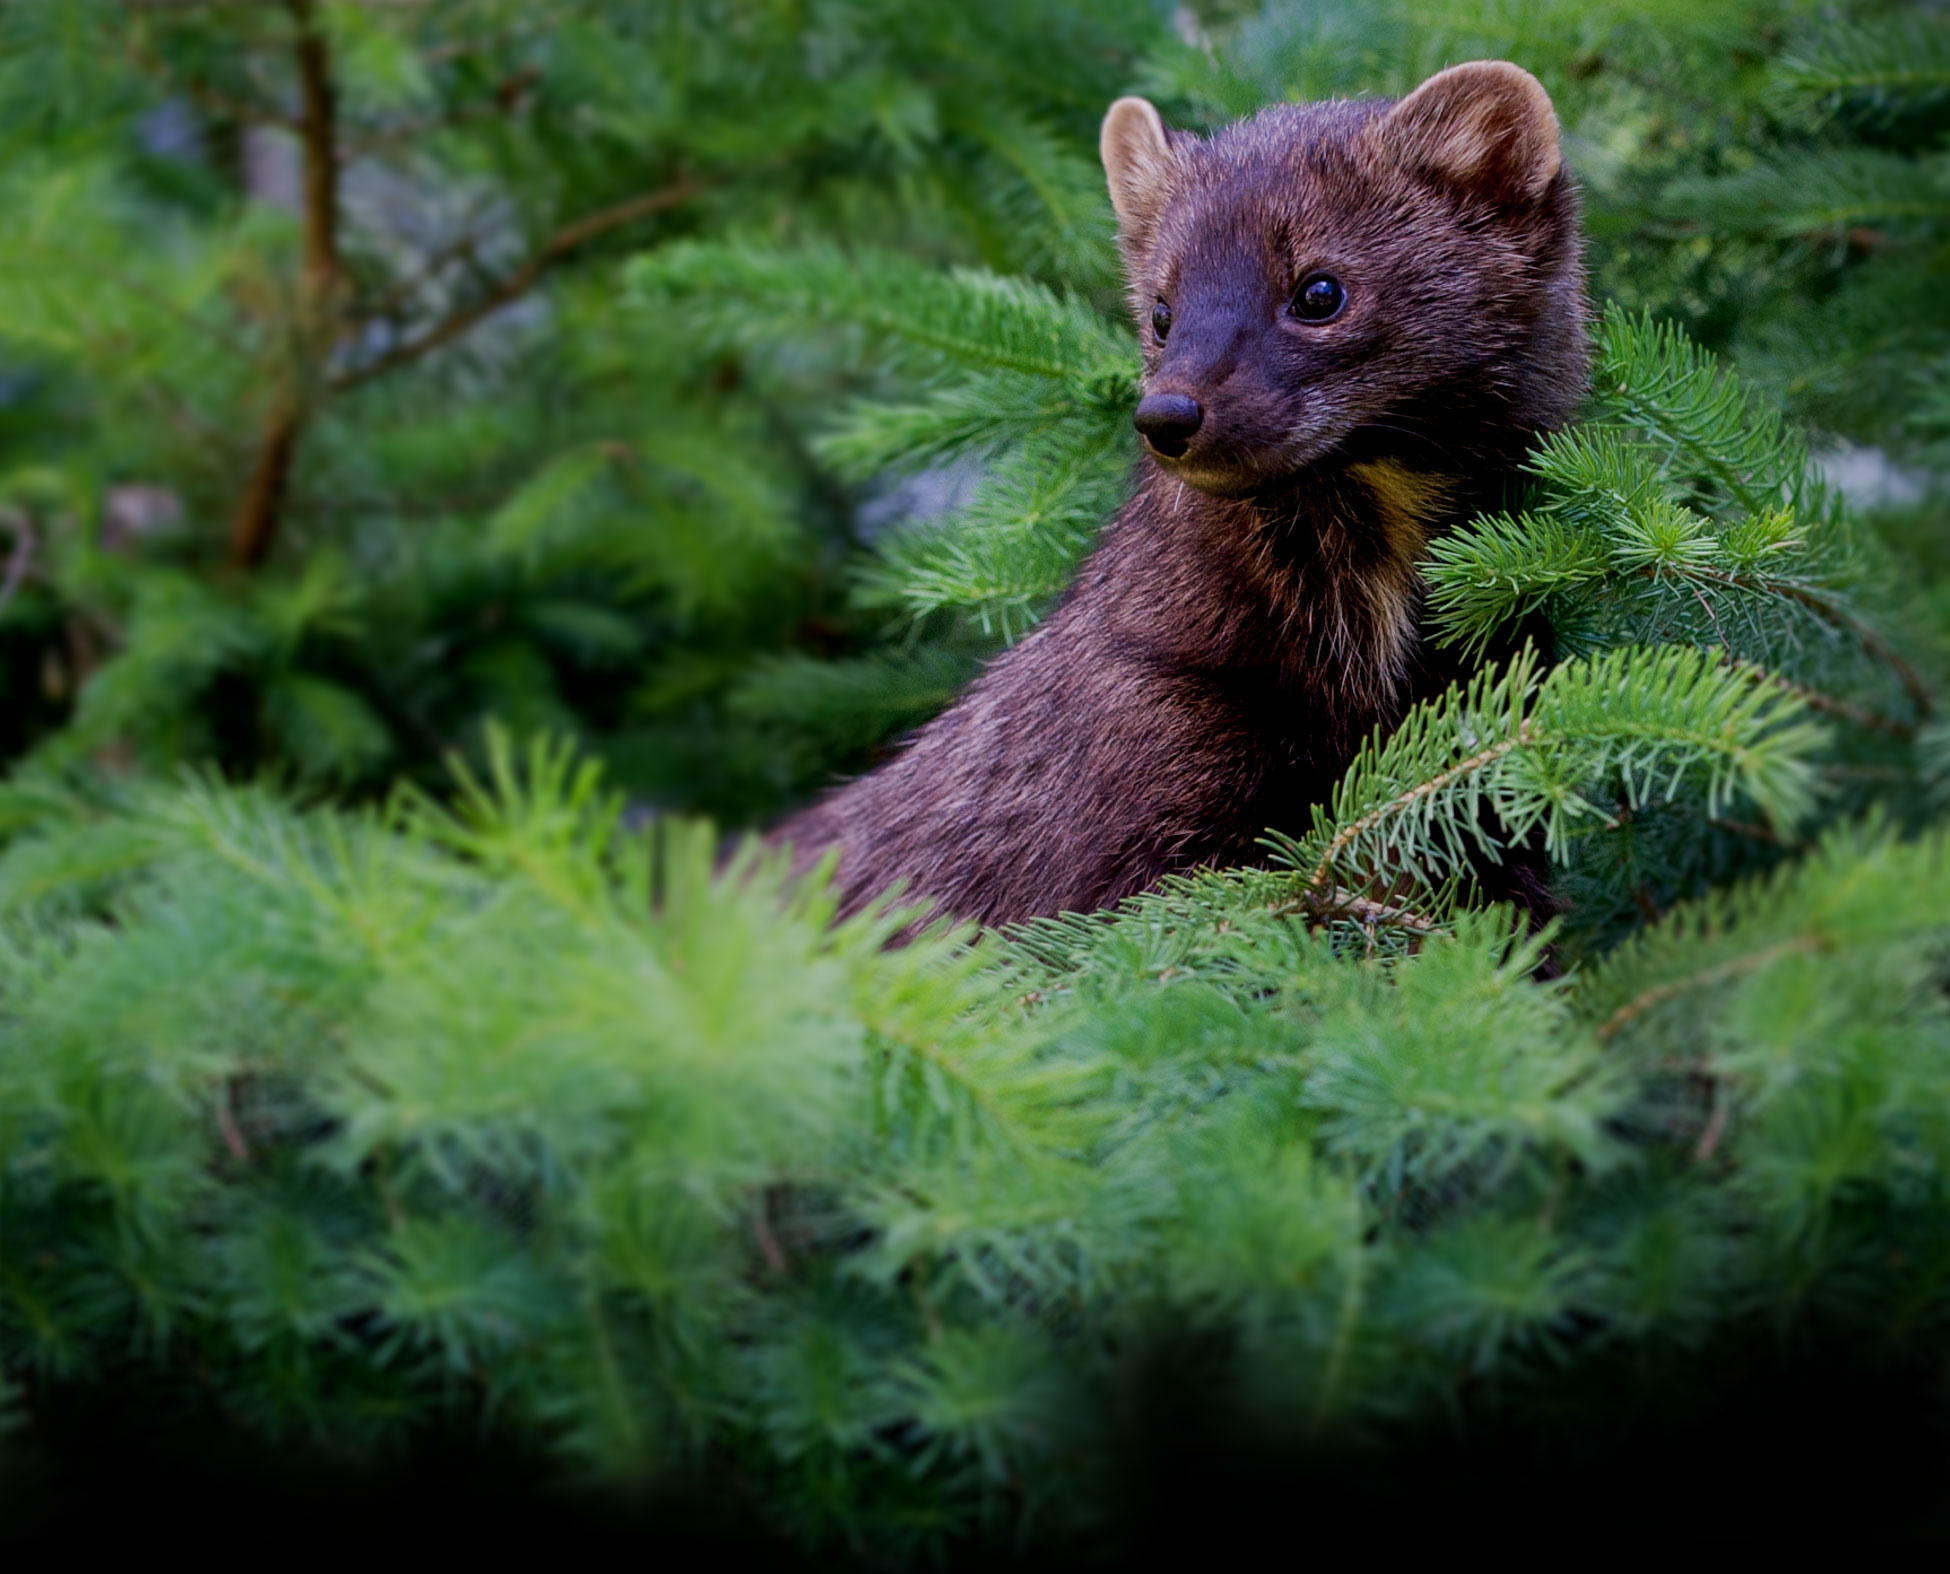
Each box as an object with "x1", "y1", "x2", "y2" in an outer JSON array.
[
  {"x1": 865, "y1": 420, "x2": 1129, "y2": 638},
  {"x1": 1285, "y1": 644, "x2": 1827, "y2": 904},
  {"x1": 634, "y1": 240, "x2": 1133, "y2": 384},
  {"x1": 1772, "y1": 17, "x2": 1950, "y2": 108},
  {"x1": 1722, "y1": 657, "x2": 1917, "y2": 739},
  {"x1": 227, "y1": 0, "x2": 344, "y2": 572},
  {"x1": 815, "y1": 370, "x2": 1127, "y2": 482},
  {"x1": 1590, "y1": 306, "x2": 1817, "y2": 519},
  {"x1": 1430, "y1": 351, "x2": 1931, "y2": 720},
  {"x1": 1662, "y1": 150, "x2": 1950, "y2": 239},
  {"x1": 1580, "y1": 818, "x2": 1950, "y2": 1049},
  {"x1": 1593, "y1": 935, "x2": 1826, "y2": 1044}
]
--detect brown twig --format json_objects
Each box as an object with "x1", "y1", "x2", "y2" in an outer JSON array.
[
  {"x1": 215, "y1": 1085, "x2": 251, "y2": 1163},
  {"x1": 227, "y1": 399, "x2": 303, "y2": 572},
  {"x1": 1709, "y1": 815, "x2": 1802, "y2": 849},
  {"x1": 293, "y1": 2, "x2": 341, "y2": 298},
  {"x1": 1693, "y1": 1085, "x2": 1730, "y2": 1163},
  {"x1": 1686, "y1": 566, "x2": 1934, "y2": 718},
  {"x1": 1594, "y1": 934, "x2": 1826, "y2": 1043},
  {"x1": 752, "y1": 1205, "x2": 787, "y2": 1275},
  {"x1": 1302, "y1": 885, "x2": 1445, "y2": 934},
  {"x1": 331, "y1": 176, "x2": 702, "y2": 391},
  {"x1": 215, "y1": 2, "x2": 698, "y2": 565},
  {"x1": 1723, "y1": 654, "x2": 1917, "y2": 739},
  {"x1": 227, "y1": 0, "x2": 342, "y2": 572}
]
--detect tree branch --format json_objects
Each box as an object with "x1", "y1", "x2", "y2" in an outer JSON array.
[
  {"x1": 227, "y1": 398, "x2": 303, "y2": 573},
  {"x1": 1287, "y1": 884, "x2": 1445, "y2": 935},
  {"x1": 1594, "y1": 934, "x2": 1827, "y2": 1043},
  {"x1": 1723, "y1": 654, "x2": 1916, "y2": 739},
  {"x1": 293, "y1": 1, "x2": 341, "y2": 298},
  {"x1": 228, "y1": 0, "x2": 342, "y2": 572},
  {"x1": 1307, "y1": 730, "x2": 1531, "y2": 892},
  {"x1": 331, "y1": 176, "x2": 702, "y2": 391},
  {"x1": 1641, "y1": 560, "x2": 1935, "y2": 719}
]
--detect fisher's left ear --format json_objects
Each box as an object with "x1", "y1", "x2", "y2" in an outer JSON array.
[
  {"x1": 1101, "y1": 96, "x2": 1179, "y2": 231},
  {"x1": 1369, "y1": 60, "x2": 1561, "y2": 203}
]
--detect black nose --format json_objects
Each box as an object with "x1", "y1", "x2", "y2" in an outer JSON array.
[{"x1": 1133, "y1": 392, "x2": 1203, "y2": 458}]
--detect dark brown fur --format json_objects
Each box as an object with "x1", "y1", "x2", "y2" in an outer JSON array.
[{"x1": 775, "y1": 63, "x2": 1589, "y2": 928}]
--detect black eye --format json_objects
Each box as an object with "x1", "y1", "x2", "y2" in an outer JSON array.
[
  {"x1": 1292, "y1": 274, "x2": 1345, "y2": 323},
  {"x1": 1152, "y1": 298, "x2": 1172, "y2": 341}
]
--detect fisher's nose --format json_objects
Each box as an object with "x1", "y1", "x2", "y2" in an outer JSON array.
[{"x1": 1133, "y1": 392, "x2": 1203, "y2": 458}]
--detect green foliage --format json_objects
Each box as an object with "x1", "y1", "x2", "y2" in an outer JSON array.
[
  {"x1": 1278, "y1": 642, "x2": 1827, "y2": 910},
  {"x1": 0, "y1": 0, "x2": 1161, "y2": 804},
  {"x1": 2, "y1": 0, "x2": 1949, "y2": 1555},
  {"x1": 637, "y1": 239, "x2": 1138, "y2": 639},
  {"x1": 5, "y1": 756, "x2": 1950, "y2": 1549},
  {"x1": 1426, "y1": 309, "x2": 1893, "y2": 699}
]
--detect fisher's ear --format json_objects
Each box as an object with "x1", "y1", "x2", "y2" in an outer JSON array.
[
  {"x1": 1101, "y1": 96, "x2": 1179, "y2": 230},
  {"x1": 1369, "y1": 60, "x2": 1561, "y2": 203}
]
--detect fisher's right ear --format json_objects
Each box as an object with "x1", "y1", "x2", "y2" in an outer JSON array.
[{"x1": 1101, "y1": 96, "x2": 1180, "y2": 234}]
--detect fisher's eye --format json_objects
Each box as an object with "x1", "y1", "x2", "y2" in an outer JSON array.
[
  {"x1": 1291, "y1": 274, "x2": 1345, "y2": 323},
  {"x1": 1152, "y1": 298, "x2": 1172, "y2": 341}
]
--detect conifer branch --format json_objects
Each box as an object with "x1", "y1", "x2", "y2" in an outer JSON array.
[
  {"x1": 227, "y1": 402, "x2": 303, "y2": 574},
  {"x1": 1593, "y1": 936, "x2": 1827, "y2": 1043},
  {"x1": 330, "y1": 178, "x2": 702, "y2": 392},
  {"x1": 226, "y1": 0, "x2": 344, "y2": 572},
  {"x1": 1773, "y1": 16, "x2": 1950, "y2": 104},
  {"x1": 292, "y1": 0, "x2": 341, "y2": 299},
  {"x1": 1756, "y1": 579, "x2": 1935, "y2": 717},
  {"x1": 636, "y1": 242, "x2": 1133, "y2": 384},
  {"x1": 1307, "y1": 733, "x2": 1530, "y2": 893},
  {"x1": 1724, "y1": 656, "x2": 1916, "y2": 739},
  {"x1": 1299, "y1": 885, "x2": 1445, "y2": 934},
  {"x1": 1286, "y1": 646, "x2": 1827, "y2": 907}
]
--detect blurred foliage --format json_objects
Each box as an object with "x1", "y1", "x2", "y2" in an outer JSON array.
[{"x1": 0, "y1": 0, "x2": 1160, "y2": 813}]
